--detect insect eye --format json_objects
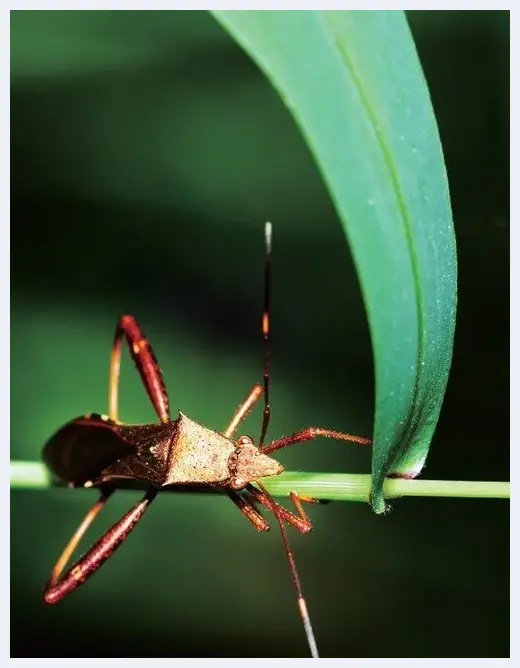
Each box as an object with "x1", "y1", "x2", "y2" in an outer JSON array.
[{"x1": 237, "y1": 435, "x2": 254, "y2": 447}]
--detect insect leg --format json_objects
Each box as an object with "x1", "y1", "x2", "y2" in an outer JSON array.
[
  {"x1": 260, "y1": 426, "x2": 371, "y2": 456},
  {"x1": 44, "y1": 487, "x2": 157, "y2": 604},
  {"x1": 47, "y1": 489, "x2": 113, "y2": 595},
  {"x1": 226, "y1": 489, "x2": 270, "y2": 532},
  {"x1": 109, "y1": 315, "x2": 170, "y2": 423},
  {"x1": 246, "y1": 484, "x2": 312, "y2": 534},
  {"x1": 223, "y1": 383, "x2": 263, "y2": 439},
  {"x1": 288, "y1": 492, "x2": 322, "y2": 525}
]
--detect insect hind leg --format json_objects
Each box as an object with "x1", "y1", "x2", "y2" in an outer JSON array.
[
  {"x1": 44, "y1": 487, "x2": 156, "y2": 604},
  {"x1": 109, "y1": 315, "x2": 170, "y2": 423}
]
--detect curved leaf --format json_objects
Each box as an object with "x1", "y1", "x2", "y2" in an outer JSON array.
[{"x1": 212, "y1": 10, "x2": 457, "y2": 513}]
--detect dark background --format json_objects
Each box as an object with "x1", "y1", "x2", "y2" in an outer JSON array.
[{"x1": 11, "y1": 10, "x2": 509, "y2": 658}]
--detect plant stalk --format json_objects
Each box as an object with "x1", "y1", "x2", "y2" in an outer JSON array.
[{"x1": 10, "y1": 461, "x2": 509, "y2": 501}]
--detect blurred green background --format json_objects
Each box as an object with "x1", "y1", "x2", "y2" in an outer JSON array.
[{"x1": 11, "y1": 10, "x2": 509, "y2": 658}]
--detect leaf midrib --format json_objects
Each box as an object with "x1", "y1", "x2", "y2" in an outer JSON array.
[{"x1": 319, "y1": 12, "x2": 425, "y2": 471}]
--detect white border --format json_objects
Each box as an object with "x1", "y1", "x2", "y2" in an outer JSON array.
[
  {"x1": 4, "y1": 3, "x2": 516, "y2": 10},
  {"x1": 7, "y1": 5, "x2": 511, "y2": 664}
]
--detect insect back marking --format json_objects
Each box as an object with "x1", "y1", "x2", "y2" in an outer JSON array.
[{"x1": 165, "y1": 413, "x2": 236, "y2": 486}]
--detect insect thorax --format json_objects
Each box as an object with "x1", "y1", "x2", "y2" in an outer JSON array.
[{"x1": 164, "y1": 412, "x2": 236, "y2": 486}]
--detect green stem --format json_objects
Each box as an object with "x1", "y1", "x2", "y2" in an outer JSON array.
[
  {"x1": 11, "y1": 461, "x2": 52, "y2": 488},
  {"x1": 10, "y1": 461, "x2": 509, "y2": 501}
]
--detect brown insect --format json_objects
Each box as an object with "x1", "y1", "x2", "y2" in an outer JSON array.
[{"x1": 42, "y1": 222, "x2": 371, "y2": 658}]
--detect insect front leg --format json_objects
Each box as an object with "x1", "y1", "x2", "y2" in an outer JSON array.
[
  {"x1": 44, "y1": 487, "x2": 157, "y2": 604},
  {"x1": 246, "y1": 484, "x2": 312, "y2": 534},
  {"x1": 226, "y1": 489, "x2": 270, "y2": 532}
]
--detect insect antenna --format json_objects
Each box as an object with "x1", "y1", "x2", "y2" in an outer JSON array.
[
  {"x1": 259, "y1": 221, "x2": 272, "y2": 447},
  {"x1": 255, "y1": 479, "x2": 319, "y2": 658}
]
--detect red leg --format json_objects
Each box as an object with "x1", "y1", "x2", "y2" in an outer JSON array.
[
  {"x1": 109, "y1": 315, "x2": 170, "y2": 423},
  {"x1": 261, "y1": 426, "x2": 371, "y2": 456},
  {"x1": 223, "y1": 383, "x2": 263, "y2": 439},
  {"x1": 44, "y1": 488, "x2": 157, "y2": 604},
  {"x1": 226, "y1": 489, "x2": 270, "y2": 532},
  {"x1": 246, "y1": 484, "x2": 312, "y2": 534},
  {"x1": 288, "y1": 491, "x2": 322, "y2": 525}
]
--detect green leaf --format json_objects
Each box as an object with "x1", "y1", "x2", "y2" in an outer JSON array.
[{"x1": 212, "y1": 10, "x2": 457, "y2": 513}]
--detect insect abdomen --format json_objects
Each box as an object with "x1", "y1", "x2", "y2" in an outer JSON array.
[{"x1": 43, "y1": 415, "x2": 134, "y2": 486}]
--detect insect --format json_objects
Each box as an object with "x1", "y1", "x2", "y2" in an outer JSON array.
[{"x1": 42, "y1": 222, "x2": 371, "y2": 658}]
